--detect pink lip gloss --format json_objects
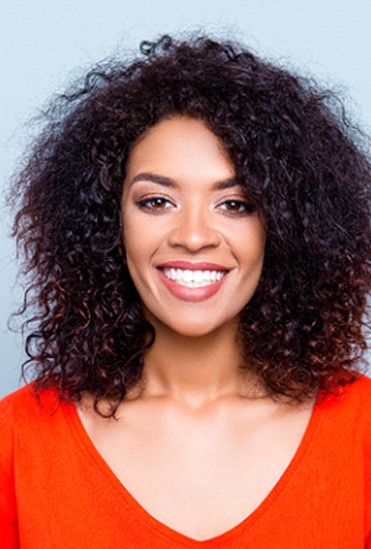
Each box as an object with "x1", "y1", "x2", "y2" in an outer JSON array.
[{"x1": 156, "y1": 267, "x2": 228, "y2": 302}]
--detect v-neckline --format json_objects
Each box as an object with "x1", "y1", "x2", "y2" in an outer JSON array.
[{"x1": 63, "y1": 393, "x2": 323, "y2": 546}]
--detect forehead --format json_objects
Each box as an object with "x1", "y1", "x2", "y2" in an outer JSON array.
[
  {"x1": 128, "y1": 115, "x2": 232, "y2": 166},
  {"x1": 124, "y1": 115, "x2": 235, "y2": 183}
]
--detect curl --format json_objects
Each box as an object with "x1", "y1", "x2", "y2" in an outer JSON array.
[{"x1": 9, "y1": 34, "x2": 371, "y2": 414}]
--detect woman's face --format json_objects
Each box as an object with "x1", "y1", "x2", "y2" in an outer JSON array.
[{"x1": 121, "y1": 116, "x2": 266, "y2": 338}]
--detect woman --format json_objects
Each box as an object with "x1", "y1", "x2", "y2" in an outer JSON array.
[{"x1": 1, "y1": 35, "x2": 370, "y2": 547}]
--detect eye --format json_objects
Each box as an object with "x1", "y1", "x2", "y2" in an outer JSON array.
[
  {"x1": 218, "y1": 199, "x2": 256, "y2": 215},
  {"x1": 136, "y1": 197, "x2": 174, "y2": 211}
]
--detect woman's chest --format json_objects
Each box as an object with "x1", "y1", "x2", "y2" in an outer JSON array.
[{"x1": 78, "y1": 399, "x2": 314, "y2": 540}]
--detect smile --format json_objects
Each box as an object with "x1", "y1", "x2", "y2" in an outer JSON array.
[{"x1": 161, "y1": 268, "x2": 227, "y2": 288}]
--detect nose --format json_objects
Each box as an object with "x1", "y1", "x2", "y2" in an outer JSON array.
[{"x1": 168, "y1": 204, "x2": 221, "y2": 252}]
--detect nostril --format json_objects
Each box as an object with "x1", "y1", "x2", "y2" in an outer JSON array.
[{"x1": 168, "y1": 217, "x2": 220, "y2": 251}]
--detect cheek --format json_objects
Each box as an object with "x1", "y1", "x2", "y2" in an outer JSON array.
[
  {"x1": 122, "y1": 217, "x2": 141, "y2": 278},
  {"x1": 232, "y1": 223, "x2": 266, "y2": 266},
  {"x1": 251, "y1": 233, "x2": 266, "y2": 265},
  {"x1": 123, "y1": 220, "x2": 157, "y2": 284},
  {"x1": 124, "y1": 229, "x2": 146, "y2": 273},
  {"x1": 122, "y1": 208, "x2": 146, "y2": 254}
]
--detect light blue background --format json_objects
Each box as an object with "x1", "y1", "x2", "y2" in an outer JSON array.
[{"x1": 1, "y1": 0, "x2": 370, "y2": 398}]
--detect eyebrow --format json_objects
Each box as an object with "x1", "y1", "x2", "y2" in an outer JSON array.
[{"x1": 129, "y1": 172, "x2": 240, "y2": 190}]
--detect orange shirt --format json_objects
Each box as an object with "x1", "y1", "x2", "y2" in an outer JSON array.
[{"x1": 1, "y1": 376, "x2": 371, "y2": 548}]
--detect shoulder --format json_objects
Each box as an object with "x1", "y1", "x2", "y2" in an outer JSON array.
[
  {"x1": 0, "y1": 383, "x2": 61, "y2": 423},
  {"x1": 320, "y1": 373, "x2": 371, "y2": 408},
  {"x1": 317, "y1": 374, "x2": 371, "y2": 439},
  {"x1": 346, "y1": 372, "x2": 371, "y2": 396},
  {"x1": 0, "y1": 383, "x2": 76, "y2": 474},
  {"x1": 0, "y1": 384, "x2": 38, "y2": 415},
  {"x1": 0, "y1": 383, "x2": 70, "y2": 445}
]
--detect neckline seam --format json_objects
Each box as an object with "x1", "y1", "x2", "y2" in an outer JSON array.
[{"x1": 62, "y1": 393, "x2": 324, "y2": 546}]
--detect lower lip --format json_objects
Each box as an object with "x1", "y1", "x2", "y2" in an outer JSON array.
[{"x1": 157, "y1": 270, "x2": 228, "y2": 302}]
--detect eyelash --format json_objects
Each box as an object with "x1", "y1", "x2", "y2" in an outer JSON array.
[
  {"x1": 136, "y1": 197, "x2": 174, "y2": 210},
  {"x1": 135, "y1": 197, "x2": 256, "y2": 215},
  {"x1": 218, "y1": 200, "x2": 256, "y2": 215}
]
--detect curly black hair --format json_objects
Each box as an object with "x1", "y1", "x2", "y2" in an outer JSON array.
[{"x1": 11, "y1": 34, "x2": 371, "y2": 413}]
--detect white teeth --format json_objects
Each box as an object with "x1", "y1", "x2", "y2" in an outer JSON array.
[{"x1": 161, "y1": 268, "x2": 226, "y2": 288}]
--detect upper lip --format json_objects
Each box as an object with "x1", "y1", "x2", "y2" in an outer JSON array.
[{"x1": 156, "y1": 261, "x2": 229, "y2": 271}]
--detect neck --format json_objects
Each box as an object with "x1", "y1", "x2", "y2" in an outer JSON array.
[{"x1": 136, "y1": 322, "x2": 262, "y2": 408}]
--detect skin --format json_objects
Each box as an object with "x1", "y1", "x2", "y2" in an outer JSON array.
[
  {"x1": 121, "y1": 115, "x2": 267, "y2": 404},
  {"x1": 77, "y1": 116, "x2": 315, "y2": 541}
]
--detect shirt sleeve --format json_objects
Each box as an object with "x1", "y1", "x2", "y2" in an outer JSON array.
[
  {"x1": 365, "y1": 443, "x2": 371, "y2": 547},
  {"x1": 363, "y1": 378, "x2": 371, "y2": 548},
  {"x1": 0, "y1": 397, "x2": 19, "y2": 549}
]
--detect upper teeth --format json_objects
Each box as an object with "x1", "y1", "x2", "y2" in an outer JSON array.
[{"x1": 162, "y1": 268, "x2": 226, "y2": 288}]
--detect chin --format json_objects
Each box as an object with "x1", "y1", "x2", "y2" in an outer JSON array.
[{"x1": 150, "y1": 313, "x2": 239, "y2": 340}]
